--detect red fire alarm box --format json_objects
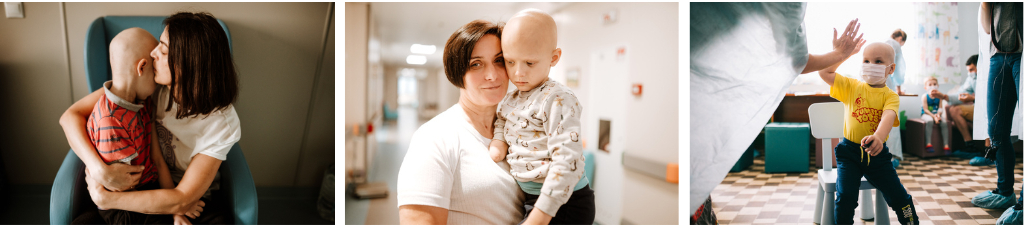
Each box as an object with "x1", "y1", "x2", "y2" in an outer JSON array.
[{"x1": 632, "y1": 84, "x2": 642, "y2": 96}]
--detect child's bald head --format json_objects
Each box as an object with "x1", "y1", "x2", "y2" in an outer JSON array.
[
  {"x1": 503, "y1": 9, "x2": 558, "y2": 51},
  {"x1": 109, "y1": 27, "x2": 158, "y2": 80},
  {"x1": 862, "y1": 42, "x2": 895, "y2": 65},
  {"x1": 501, "y1": 9, "x2": 562, "y2": 91}
]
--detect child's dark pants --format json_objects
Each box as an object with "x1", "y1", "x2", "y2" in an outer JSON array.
[
  {"x1": 520, "y1": 184, "x2": 595, "y2": 225},
  {"x1": 834, "y1": 138, "x2": 919, "y2": 225}
]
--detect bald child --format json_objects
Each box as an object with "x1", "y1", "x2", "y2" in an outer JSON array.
[
  {"x1": 818, "y1": 40, "x2": 920, "y2": 224},
  {"x1": 489, "y1": 9, "x2": 594, "y2": 225},
  {"x1": 83, "y1": 27, "x2": 177, "y2": 224}
]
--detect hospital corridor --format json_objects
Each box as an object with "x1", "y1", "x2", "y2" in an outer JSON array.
[{"x1": 345, "y1": 2, "x2": 680, "y2": 225}]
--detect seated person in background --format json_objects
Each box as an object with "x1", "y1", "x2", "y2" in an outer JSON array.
[
  {"x1": 920, "y1": 77, "x2": 949, "y2": 152},
  {"x1": 83, "y1": 27, "x2": 182, "y2": 224},
  {"x1": 929, "y1": 54, "x2": 991, "y2": 157}
]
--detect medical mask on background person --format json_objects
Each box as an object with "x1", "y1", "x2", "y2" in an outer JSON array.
[
  {"x1": 968, "y1": 72, "x2": 977, "y2": 78},
  {"x1": 861, "y1": 63, "x2": 889, "y2": 85}
]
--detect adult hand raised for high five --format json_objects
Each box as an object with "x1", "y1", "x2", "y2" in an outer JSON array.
[{"x1": 833, "y1": 18, "x2": 866, "y2": 58}]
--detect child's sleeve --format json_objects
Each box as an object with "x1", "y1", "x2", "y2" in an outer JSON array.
[
  {"x1": 493, "y1": 99, "x2": 507, "y2": 143},
  {"x1": 884, "y1": 91, "x2": 901, "y2": 127},
  {"x1": 534, "y1": 91, "x2": 585, "y2": 217},
  {"x1": 95, "y1": 116, "x2": 138, "y2": 163},
  {"x1": 829, "y1": 73, "x2": 852, "y2": 103}
]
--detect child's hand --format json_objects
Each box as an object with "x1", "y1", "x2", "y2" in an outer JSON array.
[
  {"x1": 832, "y1": 18, "x2": 865, "y2": 58},
  {"x1": 173, "y1": 215, "x2": 192, "y2": 225},
  {"x1": 521, "y1": 208, "x2": 553, "y2": 225},
  {"x1": 488, "y1": 140, "x2": 509, "y2": 162},
  {"x1": 860, "y1": 135, "x2": 883, "y2": 156}
]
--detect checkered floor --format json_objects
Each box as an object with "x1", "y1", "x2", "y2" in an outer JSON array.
[{"x1": 710, "y1": 154, "x2": 1023, "y2": 225}]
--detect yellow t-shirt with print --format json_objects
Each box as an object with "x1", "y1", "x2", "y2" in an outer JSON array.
[{"x1": 829, "y1": 73, "x2": 900, "y2": 143}]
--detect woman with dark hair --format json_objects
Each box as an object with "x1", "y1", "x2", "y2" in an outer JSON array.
[
  {"x1": 396, "y1": 19, "x2": 525, "y2": 224},
  {"x1": 60, "y1": 12, "x2": 240, "y2": 225}
]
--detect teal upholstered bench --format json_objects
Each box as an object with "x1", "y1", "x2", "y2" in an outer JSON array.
[{"x1": 764, "y1": 122, "x2": 810, "y2": 173}]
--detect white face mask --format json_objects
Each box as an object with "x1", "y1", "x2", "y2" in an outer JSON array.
[
  {"x1": 969, "y1": 72, "x2": 977, "y2": 78},
  {"x1": 926, "y1": 85, "x2": 939, "y2": 91},
  {"x1": 861, "y1": 63, "x2": 889, "y2": 85}
]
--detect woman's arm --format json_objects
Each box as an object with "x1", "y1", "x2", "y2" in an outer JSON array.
[
  {"x1": 149, "y1": 121, "x2": 196, "y2": 223},
  {"x1": 980, "y1": 3, "x2": 991, "y2": 35},
  {"x1": 89, "y1": 153, "x2": 222, "y2": 215},
  {"x1": 59, "y1": 88, "x2": 142, "y2": 191},
  {"x1": 399, "y1": 205, "x2": 448, "y2": 225}
]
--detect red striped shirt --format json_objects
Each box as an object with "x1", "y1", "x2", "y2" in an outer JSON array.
[{"x1": 86, "y1": 93, "x2": 156, "y2": 186}]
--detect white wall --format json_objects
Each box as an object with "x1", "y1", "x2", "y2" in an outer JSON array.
[
  {"x1": 345, "y1": 2, "x2": 369, "y2": 182},
  {"x1": 901, "y1": 3, "x2": 980, "y2": 96},
  {"x1": 553, "y1": 2, "x2": 679, "y2": 224}
]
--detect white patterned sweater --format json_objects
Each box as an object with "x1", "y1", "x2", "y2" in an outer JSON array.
[{"x1": 494, "y1": 79, "x2": 585, "y2": 216}]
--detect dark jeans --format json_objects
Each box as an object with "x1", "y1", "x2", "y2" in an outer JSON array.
[
  {"x1": 834, "y1": 138, "x2": 919, "y2": 225},
  {"x1": 987, "y1": 53, "x2": 1021, "y2": 197},
  {"x1": 521, "y1": 184, "x2": 595, "y2": 225}
]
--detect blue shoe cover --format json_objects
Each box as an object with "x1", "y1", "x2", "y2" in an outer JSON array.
[
  {"x1": 891, "y1": 158, "x2": 900, "y2": 168},
  {"x1": 970, "y1": 156, "x2": 996, "y2": 166},
  {"x1": 952, "y1": 150, "x2": 980, "y2": 159},
  {"x1": 997, "y1": 207, "x2": 1022, "y2": 225},
  {"x1": 973, "y1": 191, "x2": 1017, "y2": 209}
]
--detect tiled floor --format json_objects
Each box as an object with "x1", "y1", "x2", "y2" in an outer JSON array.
[{"x1": 711, "y1": 153, "x2": 1023, "y2": 225}]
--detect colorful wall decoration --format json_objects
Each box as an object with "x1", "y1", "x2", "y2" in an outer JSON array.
[{"x1": 913, "y1": 2, "x2": 960, "y2": 84}]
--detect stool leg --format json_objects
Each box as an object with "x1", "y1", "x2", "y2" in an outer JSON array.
[
  {"x1": 861, "y1": 190, "x2": 875, "y2": 220},
  {"x1": 875, "y1": 189, "x2": 889, "y2": 225},
  {"x1": 814, "y1": 183, "x2": 824, "y2": 224},
  {"x1": 823, "y1": 190, "x2": 835, "y2": 225}
]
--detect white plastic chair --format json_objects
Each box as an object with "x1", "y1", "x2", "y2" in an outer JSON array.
[{"x1": 808, "y1": 102, "x2": 889, "y2": 225}]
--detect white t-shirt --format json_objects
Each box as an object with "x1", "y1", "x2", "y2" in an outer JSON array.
[
  {"x1": 397, "y1": 104, "x2": 525, "y2": 225},
  {"x1": 152, "y1": 86, "x2": 241, "y2": 198}
]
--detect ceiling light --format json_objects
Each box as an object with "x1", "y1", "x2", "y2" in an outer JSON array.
[
  {"x1": 406, "y1": 55, "x2": 426, "y2": 65},
  {"x1": 411, "y1": 44, "x2": 436, "y2": 55}
]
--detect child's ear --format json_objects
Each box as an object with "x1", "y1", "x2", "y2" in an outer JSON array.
[
  {"x1": 887, "y1": 63, "x2": 895, "y2": 75},
  {"x1": 550, "y1": 48, "x2": 562, "y2": 67},
  {"x1": 136, "y1": 58, "x2": 148, "y2": 77}
]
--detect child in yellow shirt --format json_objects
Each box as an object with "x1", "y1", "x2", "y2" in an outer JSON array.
[{"x1": 818, "y1": 34, "x2": 920, "y2": 224}]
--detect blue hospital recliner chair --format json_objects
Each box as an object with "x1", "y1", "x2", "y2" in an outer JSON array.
[{"x1": 50, "y1": 16, "x2": 257, "y2": 224}]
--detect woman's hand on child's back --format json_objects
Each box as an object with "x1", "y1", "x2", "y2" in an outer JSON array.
[{"x1": 92, "y1": 163, "x2": 144, "y2": 192}]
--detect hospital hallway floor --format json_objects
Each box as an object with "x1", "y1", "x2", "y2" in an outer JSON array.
[
  {"x1": 345, "y1": 106, "x2": 422, "y2": 225},
  {"x1": 710, "y1": 153, "x2": 1023, "y2": 225}
]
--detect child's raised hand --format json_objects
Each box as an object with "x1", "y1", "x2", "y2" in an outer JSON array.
[{"x1": 833, "y1": 18, "x2": 865, "y2": 58}]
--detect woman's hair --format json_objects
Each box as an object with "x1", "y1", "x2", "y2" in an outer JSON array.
[
  {"x1": 891, "y1": 29, "x2": 908, "y2": 42},
  {"x1": 442, "y1": 20, "x2": 503, "y2": 89},
  {"x1": 163, "y1": 11, "x2": 239, "y2": 119}
]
